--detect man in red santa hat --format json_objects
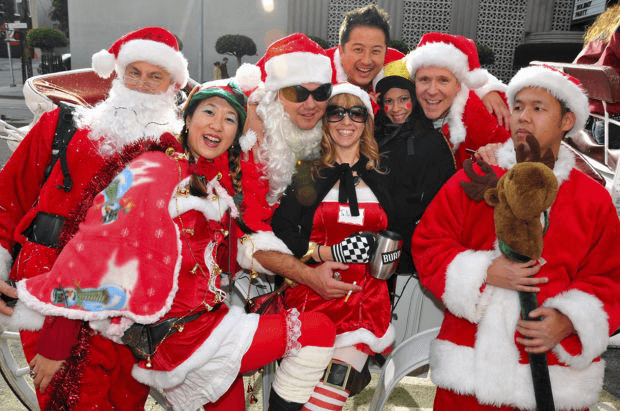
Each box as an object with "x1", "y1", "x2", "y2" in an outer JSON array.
[
  {"x1": 412, "y1": 65, "x2": 620, "y2": 410},
  {"x1": 406, "y1": 32, "x2": 511, "y2": 169},
  {"x1": 0, "y1": 26, "x2": 188, "y2": 409},
  {"x1": 240, "y1": 33, "x2": 361, "y2": 303},
  {"x1": 329, "y1": 4, "x2": 510, "y2": 124}
]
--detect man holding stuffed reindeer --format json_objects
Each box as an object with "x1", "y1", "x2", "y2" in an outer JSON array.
[{"x1": 411, "y1": 65, "x2": 620, "y2": 410}]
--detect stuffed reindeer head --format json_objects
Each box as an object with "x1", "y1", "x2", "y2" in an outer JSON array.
[{"x1": 461, "y1": 136, "x2": 559, "y2": 260}]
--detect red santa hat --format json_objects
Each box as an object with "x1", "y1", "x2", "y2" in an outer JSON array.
[
  {"x1": 406, "y1": 32, "x2": 487, "y2": 89},
  {"x1": 256, "y1": 33, "x2": 332, "y2": 91},
  {"x1": 330, "y1": 82, "x2": 374, "y2": 118},
  {"x1": 92, "y1": 27, "x2": 189, "y2": 88},
  {"x1": 507, "y1": 65, "x2": 589, "y2": 139}
]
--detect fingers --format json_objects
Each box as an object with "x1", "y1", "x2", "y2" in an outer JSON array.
[{"x1": 0, "y1": 301, "x2": 14, "y2": 316}]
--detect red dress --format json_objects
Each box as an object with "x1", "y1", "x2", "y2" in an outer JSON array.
[{"x1": 284, "y1": 187, "x2": 394, "y2": 355}]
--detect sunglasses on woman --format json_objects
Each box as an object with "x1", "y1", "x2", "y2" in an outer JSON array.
[
  {"x1": 326, "y1": 105, "x2": 369, "y2": 123},
  {"x1": 279, "y1": 83, "x2": 333, "y2": 103}
]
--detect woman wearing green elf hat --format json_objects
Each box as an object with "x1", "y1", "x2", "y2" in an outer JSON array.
[{"x1": 1, "y1": 80, "x2": 336, "y2": 410}]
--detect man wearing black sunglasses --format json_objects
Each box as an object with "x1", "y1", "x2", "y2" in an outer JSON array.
[{"x1": 251, "y1": 33, "x2": 335, "y2": 205}]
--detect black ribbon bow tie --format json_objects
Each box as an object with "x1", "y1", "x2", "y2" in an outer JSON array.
[{"x1": 337, "y1": 163, "x2": 360, "y2": 216}]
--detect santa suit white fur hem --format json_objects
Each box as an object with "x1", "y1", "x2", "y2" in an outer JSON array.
[
  {"x1": 132, "y1": 306, "x2": 259, "y2": 409},
  {"x1": 334, "y1": 323, "x2": 395, "y2": 353},
  {"x1": 430, "y1": 339, "x2": 604, "y2": 410},
  {"x1": 421, "y1": 141, "x2": 613, "y2": 410}
]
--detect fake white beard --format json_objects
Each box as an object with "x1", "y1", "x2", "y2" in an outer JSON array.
[
  {"x1": 256, "y1": 91, "x2": 322, "y2": 205},
  {"x1": 74, "y1": 79, "x2": 183, "y2": 156}
]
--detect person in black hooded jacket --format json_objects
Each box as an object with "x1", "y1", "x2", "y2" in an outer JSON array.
[
  {"x1": 373, "y1": 59, "x2": 456, "y2": 341},
  {"x1": 375, "y1": 59, "x2": 456, "y2": 275}
]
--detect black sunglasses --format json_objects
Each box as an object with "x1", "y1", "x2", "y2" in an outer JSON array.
[
  {"x1": 326, "y1": 105, "x2": 369, "y2": 123},
  {"x1": 280, "y1": 83, "x2": 333, "y2": 103}
]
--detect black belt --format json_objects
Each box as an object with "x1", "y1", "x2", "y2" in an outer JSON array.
[
  {"x1": 122, "y1": 304, "x2": 220, "y2": 360},
  {"x1": 322, "y1": 359, "x2": 371, "y2": 395},
  {"x1": 22, "y1": 212, "x2": 66, "y2": 248}
]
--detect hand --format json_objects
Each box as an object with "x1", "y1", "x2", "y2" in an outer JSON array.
[
  {"x1": 0, "y1": 280, "x2": 17, "y2": 316},
  {"x1": 473, "y1": 143, "x2": 503, "y2": 166},
  {"x1": 331, "y1": 232, "x2": 376, "y2": 264},
  {"x1": 516, "y1": 307, "x2": 575, "y2": 353},
  {"x1": 304, "y1": 261, "x2": 361, "y2": 300},
  {"x1": 29, "y1": 354, "x2": 65, "y2": 394},
  {"x1": 481, "y1": 91, "x2": 510, "y2": 130},
  {"x1": 486, "y1": 254, "x2": 547, "y2": 292}
]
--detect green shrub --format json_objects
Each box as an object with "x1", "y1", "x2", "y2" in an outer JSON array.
[
  {"x1": 388, "y1": 39, "x2": 411, "y2": 55},
  {"x1": 26, "y1": 27, "x2": 67, "y2": 51},
  {"x1": 308, "y1": 35, "x2": 330, "y2": 49},
  {"x1": 476, "y1": 43, "x2": 495, "y2": 66}
]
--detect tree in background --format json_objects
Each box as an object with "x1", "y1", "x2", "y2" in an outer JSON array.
[
  {"x1": 388, "y1": 39, "x2": 410, "y2": 55},
  {"x1": 215, "y1": 34, "x2": 257, "y2": 66},
  {"x1": 308, "y1": 35, "x2": 329, "y2": 49},
  {"x1": 49, "y1": 0, "x2": 68, "y2": 37}
]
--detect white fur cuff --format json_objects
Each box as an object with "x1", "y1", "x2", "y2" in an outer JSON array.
[
  {"x1": 473, "y1": 70, "x2": 506, "y2": 99},
  {"x1": 236, "y1": 231, "x2": 293, "y2": 276},
  {"x1": 546, "y1": 289, "x2": 609, "y2": 369},
  {"x1": 443, "y1": 248, "x2": 500, "y2": 322},
  {"x1": 0, "y1": 246, "x2": 12, "y2": 281},
  {"x1": 0, "y1": 300, "x2": 45, "y2": 331}
]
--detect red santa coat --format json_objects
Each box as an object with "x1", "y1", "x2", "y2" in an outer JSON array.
[
  {"x1": 0, "y1": 108, "x2": 114, "y2": 361},
  {"x1": 411, "y1": 141, "x2": 620, "y2": 410},
  {"x1": 15, "y1": 151, "x2": 269, "y2": 409},
  {"x1": 440, "y1": 89, "x2": 510, "y2": 170}
]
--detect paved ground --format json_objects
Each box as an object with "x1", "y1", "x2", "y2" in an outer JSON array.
[{"x1": 0, "y1": 56, "x2": 619, "y2": 410}]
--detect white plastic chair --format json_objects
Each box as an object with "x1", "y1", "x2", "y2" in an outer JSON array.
[{"x1": 368, "y1": 327, "x2": 440, "y2": 411}]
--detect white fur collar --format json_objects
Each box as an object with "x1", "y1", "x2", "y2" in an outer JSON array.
[
  {"x1": 496, "y1": 139, "x2": 575, "y2": 186},
  {"x1": 446, "y1": 85, "x2": 470, "y2": 150}
]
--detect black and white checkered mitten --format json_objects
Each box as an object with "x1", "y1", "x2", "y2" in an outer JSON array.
[{"x1": 331, "y1": 232, "x2": 376, "y2": 263}]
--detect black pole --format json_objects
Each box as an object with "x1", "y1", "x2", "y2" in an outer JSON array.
[{"x1": 518, "y1": 290, "x2": 555, "y2": 411}]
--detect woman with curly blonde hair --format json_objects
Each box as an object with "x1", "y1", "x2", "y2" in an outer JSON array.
[
  {"x1": 319, "y1": 91, "x2": 382, "y2": 173},
  {"x1": 271, "y1": 83, "x2": 396, "y2": 410}
]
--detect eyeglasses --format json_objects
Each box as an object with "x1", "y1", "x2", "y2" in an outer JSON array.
[
  {"x1": 124, "y1": 71, "x2": 168, "y2": 92},
  {"x1": 326, "y1": 105, "x2": 369, "y2": 123},
  {"x1": 279, "y1": 83, "x2": 332, "y2": 103}
]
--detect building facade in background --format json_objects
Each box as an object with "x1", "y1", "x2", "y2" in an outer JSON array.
[{"x1": 65, "y1": 0, "x2": 601, "y2": 83}]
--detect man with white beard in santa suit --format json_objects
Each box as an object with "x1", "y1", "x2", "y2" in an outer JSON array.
[{"x1": 0, "y1": 26, "x2": 189, "y2": 409}]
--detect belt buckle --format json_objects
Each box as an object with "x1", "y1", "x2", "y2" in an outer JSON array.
[{"x1": 323, "y1": 359, "x2": 351, "y2": 391}]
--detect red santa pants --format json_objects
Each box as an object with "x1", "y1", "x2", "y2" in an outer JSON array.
[
  {"x1": 205, "y1": 311, "x2": 336, "y2": 411},
  {"x1": 434, "y1": 387, "x2": 587, "y2": 411},
  {"x1": 22, "y1": 330, "x2": 149, "y2": 411}
]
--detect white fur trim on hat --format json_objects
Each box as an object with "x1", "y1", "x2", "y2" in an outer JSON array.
[
  {"x1": 406, "y1": 42, "x2": 487, "y2": 89},
  {"x1": 114, "y1": 39, "x2": 189, "y2": 87},
  {"x1": 264, "y1": 51, "x2": 332, "y2": 90},
  {"x1": 507, "y1": 66, "x2": 589, "y2": 139},
  {"x1": 330, "y1": 83, "x2": 374, "y2": 118}
]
